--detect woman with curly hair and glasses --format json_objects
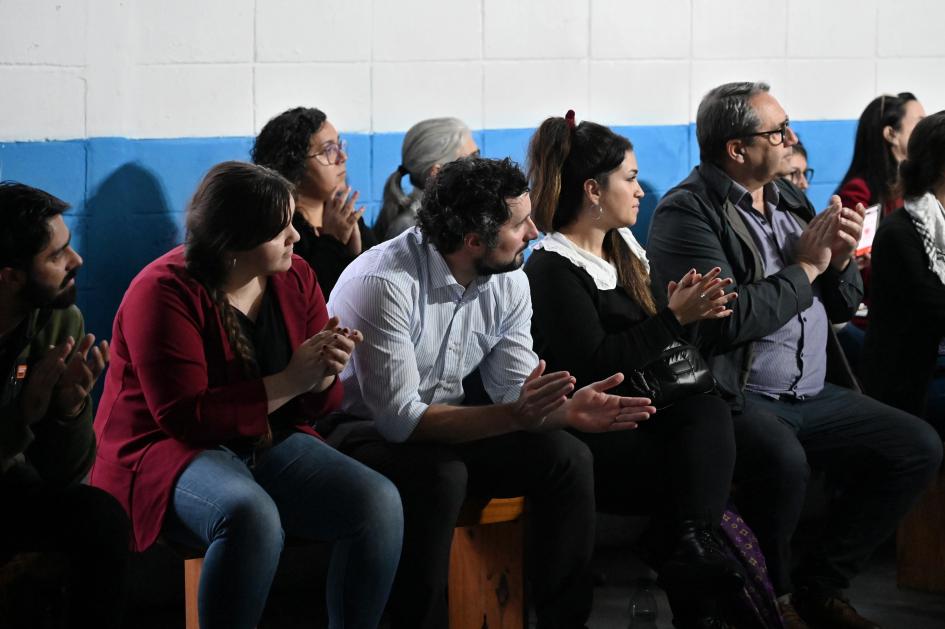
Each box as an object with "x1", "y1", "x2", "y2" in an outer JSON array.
[{"x1": 253, "y1": 107, "x2": 377, "y2": 297}]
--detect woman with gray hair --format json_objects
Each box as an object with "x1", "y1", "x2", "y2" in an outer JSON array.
[{"x1": 374, "y1": 117, "x2": 479, "y2": 241}]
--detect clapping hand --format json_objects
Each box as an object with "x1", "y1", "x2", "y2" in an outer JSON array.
[
  {"x1": 54, "y1": 334, "x2": 109, "y2": 419},
  {"x1": 19, "y1": 338, "x2": 74, "y2": 424},
  {"x1": 510, "y1": 360, "x2": 576, "y2": 430},
  {"x1": 284, "y1": 317, "x2": 363, "y2": 394},
  {"x1": 667, "y1": 267, "x2": 738, "y2": 325},
  {"x1": 555, "y1": 373, "x2": 656, "y2": 432},
  {"x1": 828, "y1": 196, "x2": 865, "y2": 271}
]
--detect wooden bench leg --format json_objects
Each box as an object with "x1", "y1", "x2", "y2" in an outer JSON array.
[
  {"x1": 448, "y1": 518, "x2": 525, "y2": 629},
  {"x1": 897, "y1": 466, "x2": 945, "y2": 592},
  {"x1": 184, "y1": 557, "x2": 202, "y2": 629}
]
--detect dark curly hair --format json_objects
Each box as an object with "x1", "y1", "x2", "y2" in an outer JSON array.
[
  {"x1": 417, "y1": 157, "x2": 529, "y2": 255},
  {"x1": 901, "y1": 110, "x2": 945, "y2": 199},
  {"x1": 0, "y1": 181, "x2": 70, "y2": 270},
  {"x1": 252, "y1": 107, "x2": 327, "y2": 186}
]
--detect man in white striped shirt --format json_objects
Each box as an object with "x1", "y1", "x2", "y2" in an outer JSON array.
[{"x1": 327, "y1": 157, "x2": 654, "y2": 629}]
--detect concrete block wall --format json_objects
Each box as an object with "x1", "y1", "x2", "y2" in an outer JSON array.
[{"x1": 2, "y1": 0, "x2": 945, "y2": 341}]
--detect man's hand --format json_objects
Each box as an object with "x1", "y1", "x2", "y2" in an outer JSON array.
[
  {"x1": 20, "y1": 338, "x2": 74, "y2": 424},
  {"x1": 54, "y1": 334, "x2": 110, "y2": 419},
  {"x1": 829, "y1": 199, "x2": 866, "y2": 271},
  {"x1": 550, "y1": 372, "x2": 656, "y2": 432},
  {"x1": 794, "y1": 205, "x2": 837, "y2": 283},
  {"x1": 510, "y1": 360, "x2": 575, "y2": 430}
]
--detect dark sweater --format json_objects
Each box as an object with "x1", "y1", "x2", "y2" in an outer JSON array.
[
  {"x1": 0, "y1": 306, "x2": 96, "y2": 485},
  {"x1": 293, "y1": 214, "x2": 377, "y2": 299},
  {"x1": 862, "y1": 207, "x2": 945, "y2": 417},
  {"x1": 524, "y1": 248, "x2": 684, "y2": 395}
]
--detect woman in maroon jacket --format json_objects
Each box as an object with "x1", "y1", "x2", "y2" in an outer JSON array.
[{"x1": 91, "y1": 162, "x2": 403, "y2": 629}]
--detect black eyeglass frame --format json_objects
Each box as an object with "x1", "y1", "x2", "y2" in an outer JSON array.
[{"x1": 740, "y1": 119, "x2": 793, "y2": 146}]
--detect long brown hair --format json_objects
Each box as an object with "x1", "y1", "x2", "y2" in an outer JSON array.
[
  {"x1": 184, "y1": 161, "x2": 295, "y2": 377},
  {"x1": 527, "y1": 116, "x2": 656, "y2": 314}
]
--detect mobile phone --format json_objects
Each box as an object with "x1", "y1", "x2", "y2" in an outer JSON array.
[{"x1": 855, "y1": 204, "x2": 881, "y2": 257}]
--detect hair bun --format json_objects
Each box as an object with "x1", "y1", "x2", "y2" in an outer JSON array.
[{"x1": 565, "y1": 110, "x2": 576, "y2": 129}]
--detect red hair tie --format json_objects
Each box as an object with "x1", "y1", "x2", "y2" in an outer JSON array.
[{"x1": 565, "y1": 109, "x2": 576, "y2": 129}]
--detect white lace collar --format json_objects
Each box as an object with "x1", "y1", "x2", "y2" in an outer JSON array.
[{"x1": 531, "y1": 229, "x2": 650, "y2": 290}]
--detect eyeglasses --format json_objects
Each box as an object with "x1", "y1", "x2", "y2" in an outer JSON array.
[
  {"x1": 788, "y1": 167, "x2": 815, "y2": 185},
  {"x1": 308, "y1": 139, "x2": 348, "y2": 166},
  {"x1": 743, "y1": 119, "x2": 793, "y2": 146}
]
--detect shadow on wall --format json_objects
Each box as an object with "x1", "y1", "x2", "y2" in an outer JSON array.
[{"x1": 80, "y1": 163, "x2": 180, "y2": 351}]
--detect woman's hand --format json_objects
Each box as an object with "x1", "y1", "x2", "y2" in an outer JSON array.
[
  {"x1": 281, "y1": 317, "x2": 364, "y2": 397},
  {"x1": 667, "y1": 267, "x2": 737, "y2": 326},
  {"x1": 321, "y1": 186, "x2": 365, "y2": 254}
]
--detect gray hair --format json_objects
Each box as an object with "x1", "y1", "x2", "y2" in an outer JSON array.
[
  {"x1": 696, "y1": 81, "x2": 770, "y2": 165},
  {"x1": 375, "y1": 117, "x2": 471, "y2": 241}
]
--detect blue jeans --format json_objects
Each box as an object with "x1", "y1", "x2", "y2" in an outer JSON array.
[{"x1": 162, "y1": 432, "x2": 403, "y2": 629}]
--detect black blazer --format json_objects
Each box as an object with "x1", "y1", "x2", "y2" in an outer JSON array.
[
  {"x1": 646, "y1": 163, "x2": 863, "y2": 409},
  {"x1": 862, "y1": 208, "x2": 945, "y2": 417}
]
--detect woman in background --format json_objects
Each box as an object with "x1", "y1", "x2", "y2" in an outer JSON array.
[
  {"x1": 253, "y1": 107, "x2": 376, "y2": 297},
  {"x1": 863, "y1": 111, "x2": 945, "y2": 437},
  {"x1": 374, "y1": 117, "x2": 479, "y2": 241},
  {"x1": 837, "y1": 92, "x2": 925, "y2": 217},
  {"x1": 91, "y1": 161, "x2": 402, "y2": 629}
]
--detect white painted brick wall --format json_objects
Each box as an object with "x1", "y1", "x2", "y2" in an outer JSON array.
[
  {"x1": 254, "y1": 63, "x2": 372, "y2": 133},
  {"x1": 373, "y1": 62, "x2": 484, "y2": 132},
  {"x1": 2, "y1": 0, "x2": 945, "y2": 140},
  {"x1": 484, "y1": 0, "x2": 588, "y2": 60}
]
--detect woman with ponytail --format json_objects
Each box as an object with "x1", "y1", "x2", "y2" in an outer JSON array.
[
  {"x1": 90, "y1": 162, "x2": 403, "y2": 629},
  {"x1": 374, "y1": 117, "x2": 479, "y2": 241},
  {"x1": 525, "y1": 113, "x2": 745, "y2": 627}
]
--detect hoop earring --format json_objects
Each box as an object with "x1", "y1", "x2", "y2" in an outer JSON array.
[
  {"x1": 229, "y1": 257, "x2": 237, "y2": 270},
  {"x1": 592, "y1": 204, "x2": 603, "y2": 221}
]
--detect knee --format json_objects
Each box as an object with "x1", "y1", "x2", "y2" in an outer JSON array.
[
  {"x1": 533, "y1": 432, "x2": 595, "y2": 489},
  {"x1": 904, "y1": 420, "x2": 944, "y2": 480},
  {"x1": 74, "y1": 486, "x2": 131, "y2": 554},
  {"x1": 402, "y1": 458, "x2": 468, "y2": 524},
  {"x1": 752, "y1": 441, "x2": 810, "y2": 490},
  {"x1": 350, "y1": 472, "x2": 405, "y2": 538},
  {"x1": 214, "y1": 488, "x2": 284, "y2": 555}
]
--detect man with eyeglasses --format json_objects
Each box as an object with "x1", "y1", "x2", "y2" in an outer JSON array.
[{"x1": 647, "y1": 82, "x2": 942, "y2": 629}]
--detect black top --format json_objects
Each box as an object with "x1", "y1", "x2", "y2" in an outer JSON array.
[
  {"x1": 862, "y1": 207, "x2": 945, "y2": 418},
  {"x1": 524, "y1": 248, "x2": 684, "y2": 396},
  {"x1": 233, "y1": 287, "x2": 295, "y2": 432},
  {"x1": 293, "y1": 213, "x2": 378, "y2": 299}
]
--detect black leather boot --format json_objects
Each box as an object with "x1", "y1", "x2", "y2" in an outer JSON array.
[{"x1": 658, "y1": 520, "x2": 744, "y2": 591}]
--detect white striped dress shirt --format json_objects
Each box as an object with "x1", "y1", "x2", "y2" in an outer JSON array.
[{"x1": 327, "y1": 228, "x2": 538, "y2": 443}]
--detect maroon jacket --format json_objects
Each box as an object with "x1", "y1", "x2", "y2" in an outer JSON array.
[{"x1": 90, "y1": 246, "x2": 341, "y2": 551}]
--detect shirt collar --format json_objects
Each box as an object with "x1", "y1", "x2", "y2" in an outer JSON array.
[
  {"x1": 700, "y1": 163, "x2": 782, "y2": 213},
  {"x1": 423, "y1": 236, "x2": 493, "y2": 297}
]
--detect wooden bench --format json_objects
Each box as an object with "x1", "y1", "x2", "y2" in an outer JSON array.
[
  {"x1": 180, "y1": 496, "x2": 526, "y2": 629},
  {"x1": 897, "y1": 460, "x2": 945, "y2": 592}
]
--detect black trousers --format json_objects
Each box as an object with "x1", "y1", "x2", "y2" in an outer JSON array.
[
  {"x1": 0, "y1": 475, "x2": 131, "y2": 629},
  {"x1": 330, "y1": 422, "x2": 596, "y2": 629},
  {"x1": 732, "y1": 383, "x2": 943, "y2": 596},
  {"x1": 578, "y1": 393, "x2": 735, "y2": 527}
]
